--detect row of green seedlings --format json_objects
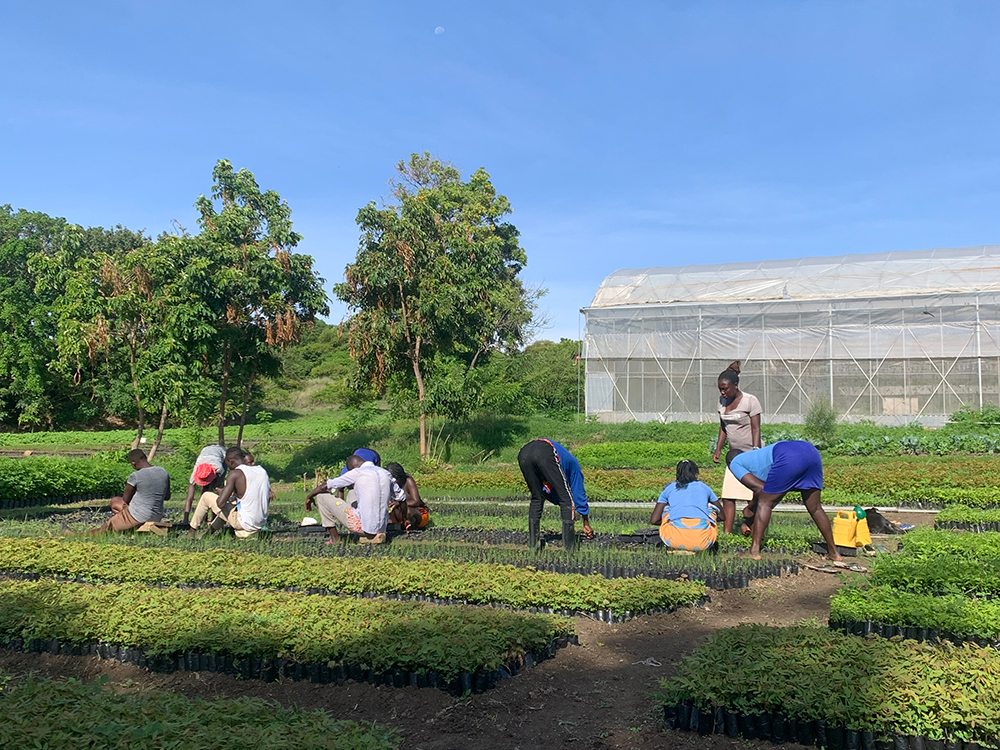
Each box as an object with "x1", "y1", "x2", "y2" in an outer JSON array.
[
  {"x1": 0, "y1": 537, "x2": 707, "y2": 623},
  {"x1": 828, "y1": 528, "x2": 1000, "y2": 647},
  {"x1": 70, "y1": 527, "x2": 793, "y2": 594},
  {"x1": 424, "y1": 501, "x2": 820, "y2": 553},
  {"x1": 659, "y1": 624, "x2": 1000, "y2": 750},
  {"x1": 0, "y1": 578, "x2": 575, "y2": 695},
  {"x1": 406, "y1": 522, "x2": 814, "y2": 556},
  {"x1": 935, "y1": 505, "x2": 1000, "y2": 533},
  {"x1": 0, "y1": 670, "x2": 399, "y2": 750}
]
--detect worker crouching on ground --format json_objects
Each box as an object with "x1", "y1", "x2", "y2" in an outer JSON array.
[
  {"x1": 305, "y1": 454, "x2": 404, "y2": 545},
  {"x1": 729, "y1": 440, "x2": 842, "y2": 562},
  {"x1": 182, "y1": 444, "x2": 226, "y2": 525},
  {"x1": 650, "y1": 460, "x2": 722, "y2": 551},
  {"x1": 88, "y1": 449, "x2": 170, "y2": 534},
  {"x1": 517, "y1": 438, "x2": 593, "y2": 551},
  {"x1": 187, "y1": 447, "x2": 270, "y2": 539},
  {"x1": 385, "y1": 462, "x2": 430, "y2": 531}
]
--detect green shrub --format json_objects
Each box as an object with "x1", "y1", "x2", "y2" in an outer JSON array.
[
  {"x1": 0, "y1": 457, "x2": 128, "y2": 502},
  {"x1": 804, "y1": 401, "x2": 838, "y2": 449}
]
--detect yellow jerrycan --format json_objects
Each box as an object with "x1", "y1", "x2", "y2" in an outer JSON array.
[
  {"x1": 854, "y1": 507, "x2": 872, "y2": 547},
  {"x1": 832, "y1": 510, "x2": 858, "y2": 549}
]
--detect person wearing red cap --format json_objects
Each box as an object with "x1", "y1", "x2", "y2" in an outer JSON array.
[{"x1": 182, "y1": 445, "x2": 227, "y2": 525}]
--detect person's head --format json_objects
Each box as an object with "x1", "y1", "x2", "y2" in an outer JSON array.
[
  {"x1": 126, "y1": 449, "x2": 148, "y2": 469},
  {"x1": 345, "y1": 454, "x2": 364, "y2": 471},
  {"x1": 675, "y1": 459, "x2": 699, "y2": 489},
  {"x1": 384, "y1": 462, "x2": 407, "y2": 487},
  {"x1": 243, "y1": 451, "x2": 255, "y2": 465},
  {"x1": 224, "y1": 446, "x2": 246, "y2": 470},
  {"x1": 718, "y1": 360, "x2": 741, "y2": 399}
]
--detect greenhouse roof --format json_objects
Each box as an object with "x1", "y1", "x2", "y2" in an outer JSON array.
[{"x1": 588, "y1": 245, "x2": 1000, "y2": 308}]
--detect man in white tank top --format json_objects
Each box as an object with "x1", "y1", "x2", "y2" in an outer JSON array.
[{"x1": 188, "y1": 446, "x2": 270, "y2": 539}]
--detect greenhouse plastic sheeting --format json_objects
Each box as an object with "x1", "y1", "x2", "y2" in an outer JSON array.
[{"x1": 583, "y1": 247, "x2": 1000, "y2": 426}]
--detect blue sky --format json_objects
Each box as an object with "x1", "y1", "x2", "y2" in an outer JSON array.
[{"x1": 3, "y1": 1, "x2": 1000, "y2": 340}]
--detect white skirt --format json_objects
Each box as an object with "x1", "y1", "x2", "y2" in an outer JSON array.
[{"x1": 721, "y1": 465, "x2": 754, "y2": 501}]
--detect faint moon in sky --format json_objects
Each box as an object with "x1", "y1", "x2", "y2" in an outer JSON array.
[{"x1": 434, "y1": 26, "x2": 445, "y2": 34}]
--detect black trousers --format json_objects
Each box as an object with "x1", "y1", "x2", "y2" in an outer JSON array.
[{"x1": 517, "y1": 440, "x2": 573, "y2": 523}]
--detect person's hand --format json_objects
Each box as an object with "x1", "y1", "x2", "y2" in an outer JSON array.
[
  {"x1": 712, "y1": 451, "x2": 721, "y2": 463},
  {"x1": 304, "y1": 498, "x2": 313, "y2": 512}
]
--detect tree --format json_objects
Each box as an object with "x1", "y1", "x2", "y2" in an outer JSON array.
[
  {"x1": 336, "y1": 153, "x2": 536, "y2": 459},
  {"x1": 194, "y1": 160, "x2": 329, "y2": 444},
  {"x1": 0, "y1": 207, "x2": 73, "y2": 428}
]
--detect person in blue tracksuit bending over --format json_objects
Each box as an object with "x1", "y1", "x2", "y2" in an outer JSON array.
[{"x1": 517, "y1": 438, "x2": 594, "y2": 550}]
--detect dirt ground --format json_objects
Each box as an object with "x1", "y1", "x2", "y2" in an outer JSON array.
[{"x1": 0, "y1": 565, "x2": 852, "y2": 750}]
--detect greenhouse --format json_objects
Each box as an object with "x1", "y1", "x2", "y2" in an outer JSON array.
[{"x1": 583, "y1": 246, "x2": 1000, "y2": 426}]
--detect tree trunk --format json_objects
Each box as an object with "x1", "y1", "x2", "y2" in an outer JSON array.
[
  {"x1": 218, "y1": 343, "x2": 232, "y2": 445},
  {"x1": 236, "y1": 369, "x2": 256, "y2": 448},
  {"x1": 411, "y1": 336, "x2": 427, "y2": 460},
  {"x1": 147, "y1": 402, "x2": 168, "y2": 460},
  {"x1": 131, "y1": 409, "x2": 146, "y2": 450}
]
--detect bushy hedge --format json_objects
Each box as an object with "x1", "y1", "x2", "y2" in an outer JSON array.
[
  {"x1": 0, "y1": 457, "x2": 128, "y2": 502},
  {"x1": 0, "y1": 671, "x2": 398, "y2": 750},
  {"x1": 659, "y1": 624, "x2": 1000, "y2": 745}
]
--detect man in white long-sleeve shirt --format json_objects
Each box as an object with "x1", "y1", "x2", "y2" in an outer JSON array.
[{"x1": 305, "y1": 454, "x2": 404, "y2": 544}]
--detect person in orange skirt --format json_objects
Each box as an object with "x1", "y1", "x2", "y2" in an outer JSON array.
[
  {"x1": 650, "y1": 460, "x2": 723, "y2": 551},
  {"x1": 385, "y1": 462, "x2": 430, "y2": 531}
]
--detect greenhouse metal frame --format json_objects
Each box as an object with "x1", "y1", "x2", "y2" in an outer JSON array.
[{"x1": 583, "y1": 246, "x2": 1000, "y2": 426}]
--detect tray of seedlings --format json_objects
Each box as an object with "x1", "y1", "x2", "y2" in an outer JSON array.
[
  {"x1": 934, "y1": 505, "x2": 1000, "y2": 533},
  {"x1": 0, "y1": 578, "x2": 576, "y2": 695},
  {"x1": 659, "y1": 624, "x2": 1000, "y2": 750},
  {"x1": 0, "y1": 668, "x2": 398, "y2": 749},
  {"x1": 0, "y1": 537, "x2": 708, "y2": 623}
]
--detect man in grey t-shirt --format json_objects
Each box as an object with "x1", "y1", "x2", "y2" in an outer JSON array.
[{"x1": 89, "y1": 449, "x2": 171, "y2": 534}]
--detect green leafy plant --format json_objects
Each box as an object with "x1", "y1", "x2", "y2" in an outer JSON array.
[
  {"x1": 657, "y1": 624, "x2": 1000, "y2": 744},
  {"x1": 0, "y1": 670, "x2": 398, "y2": 749}
]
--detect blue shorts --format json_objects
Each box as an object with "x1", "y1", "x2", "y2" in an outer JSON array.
[{"x1": 762, "y1": 441, "x2": 823, "y2": 495}]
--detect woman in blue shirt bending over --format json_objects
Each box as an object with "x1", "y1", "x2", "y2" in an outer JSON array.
[
  {"x1": 651, "y1": 460, "x2": 723, "y2": 551},
  {"x1": 729, "y1": 440, "x2": 842, "y2": 562}
]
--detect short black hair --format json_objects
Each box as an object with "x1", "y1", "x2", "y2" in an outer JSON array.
[
  {"x1": 126, "y1": 449, "x2": 146, "y2": 463},
  {"x1": 225, "y1": 446, "x2": 245, "y2": 462},
  {"x1": 345, "y1": 454, "x2": 364, "y2": 470},
  {"x1": 675, "y1": 460, "x2": 699, "y2": 489}
]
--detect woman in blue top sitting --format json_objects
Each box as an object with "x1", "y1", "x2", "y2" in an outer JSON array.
[{"x1": 651, "y1": 460, "x2": 722, "y2": 551}]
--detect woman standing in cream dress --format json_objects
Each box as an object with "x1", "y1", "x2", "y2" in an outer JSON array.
[{"x1": 711, "y1": 361, "x2": 762, "y2": 534}]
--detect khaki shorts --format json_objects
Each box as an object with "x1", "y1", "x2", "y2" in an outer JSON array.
[{"x1": 106, "y1": 504, "x2": 142, "y2": 533}]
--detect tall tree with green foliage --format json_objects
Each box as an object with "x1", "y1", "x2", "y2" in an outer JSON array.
[
  {"x1": 0, "y1": 206, "x2": 77, "y2": 428},
  {"x1": 336, "y1": 153, "x2": 536, "y2": 459},
  {"x1": 194, "y1": 160, "x2": 329, "y2": 444}
]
